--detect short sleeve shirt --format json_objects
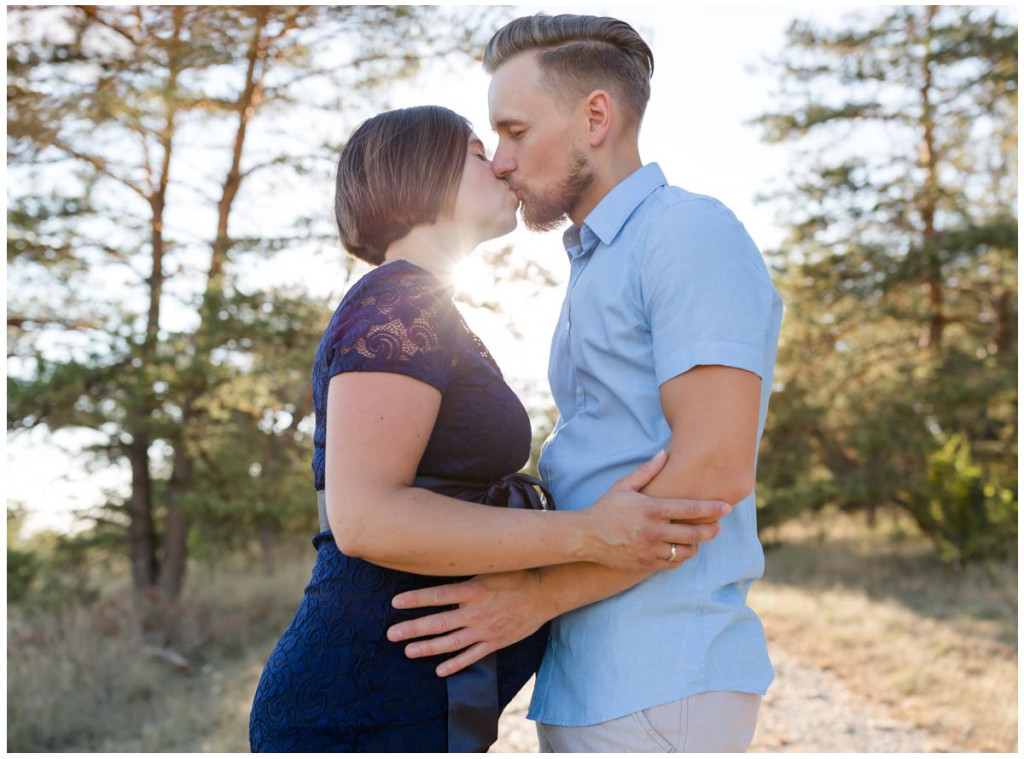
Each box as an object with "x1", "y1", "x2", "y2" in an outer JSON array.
[{"x1": 531, "y1": 163, "x2": 783, "y2": 726}]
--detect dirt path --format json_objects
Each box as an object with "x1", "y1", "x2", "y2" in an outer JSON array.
[
  {"x1": 213, "y1": 639, "x2": 957, "y2": 753},
  {"x1": 491, "y1": 646, "x2": 949, "y2": 753}
]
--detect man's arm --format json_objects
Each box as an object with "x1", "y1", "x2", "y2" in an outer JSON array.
[
  {"x1": 643, "y1": 364, "x2": 760, "y2": 504},
  {"x1": 387, "y1": 364, "x2": 761, "y2": 675}
]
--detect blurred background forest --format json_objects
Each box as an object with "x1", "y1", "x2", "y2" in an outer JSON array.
[{"x1": 6, "y1": 4, "x2": 1017, "y2": 753}]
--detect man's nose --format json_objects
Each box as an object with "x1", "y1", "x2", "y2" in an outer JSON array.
[{"x1": 491, "y1": 145, "x2": 515, "y2": 179}]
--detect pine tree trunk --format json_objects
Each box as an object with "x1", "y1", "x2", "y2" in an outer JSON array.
[
  {"x1": 917, "y1": 7, "x2": 945, "y2": 352},
  {"x1": 138, "y1": 7, "x2": 193, "y2": 632},
  {"x1": 991, "y1": 257, "x2": 1013, "y2": 354},
  {"x1": 159, "y1": 438, "x2": 193, "y2": 611},
  {"x1": 127, "y1": 435, "x2": 157, "y2": 594},
  {"x1": 127, "y1": 433, "x2": 166, "y2": 638}
]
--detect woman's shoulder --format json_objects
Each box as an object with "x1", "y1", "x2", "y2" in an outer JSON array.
[
  {"x1": 336, "y1": 260, "x2": 453, "y2": 323},
  {"x1": 323, "y1": 260, "x2": 457, "y2": 367}
]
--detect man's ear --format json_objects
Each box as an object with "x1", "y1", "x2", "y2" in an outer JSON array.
[{"x1": 583, "y1": 90, "x2": 613, "y2": 147}]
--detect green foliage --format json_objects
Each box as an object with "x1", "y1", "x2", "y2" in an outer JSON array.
[
  {"x1": 754, "y1": 6, "x2": 1017, "y2": 562},
  {"x1": 896, "y1": 434, "x2": 1017, "y2": 566},
  {"x1": 756, "y1": 379, "x2": 833, "y2": 530},
  {"x1": 6, "y1": 4, "x2": 512, "y2": 612},
  {"x1": 7, "y1": 547, "x2": 39, "y2": 604},
  {"x1": 8, "y1": 509, "x2": 41, "y2": 603},
  {"x1": 6, "y1": 507, "x2": 114, "y2": 610}
]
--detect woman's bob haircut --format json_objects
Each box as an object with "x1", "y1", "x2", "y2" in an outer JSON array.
[{"x1": 334, "y1": 106, "x2": 472, "y2": 265}]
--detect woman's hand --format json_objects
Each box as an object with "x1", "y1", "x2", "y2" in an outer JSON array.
[
  {"x1": 577, "y1": 450, "x2": 730, "y2": 572},
  {"x1": 384, "y1": 454, "x2": 731, "y2": 676}
]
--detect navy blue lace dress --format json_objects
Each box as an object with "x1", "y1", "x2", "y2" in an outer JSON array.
[{"x1": 249, "y1": 260, "x2": 550, "y2": 752}]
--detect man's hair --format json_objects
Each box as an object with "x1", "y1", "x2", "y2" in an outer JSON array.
[
  {"x1": 334, "y1": 106, "x2": 471, "y2": 265},
  {"x1": 484, "y1": 14, "x2": 654, "y2": 128}
]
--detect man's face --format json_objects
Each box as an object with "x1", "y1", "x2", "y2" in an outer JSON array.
[{"x1": 488, "y1": 52, "x2": 596, "y2": 232}]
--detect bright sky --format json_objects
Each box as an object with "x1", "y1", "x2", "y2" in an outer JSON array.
[{"x1": 9, "y1": 3, "x2": 995, "y2": 536}]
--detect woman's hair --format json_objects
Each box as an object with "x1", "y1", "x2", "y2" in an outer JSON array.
[
  {"x1": 483, "y1": 14, "x2": 654, "y2": 129},
  {"x1": 334, "y1": 106, "x2": 472, "y2": 265}
]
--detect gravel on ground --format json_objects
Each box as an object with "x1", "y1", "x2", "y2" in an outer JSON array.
[{"x1": 490, "y1": 646, "x2": 955, "y2": 753}]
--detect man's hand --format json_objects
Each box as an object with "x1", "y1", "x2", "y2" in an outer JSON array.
[
  {"x1": 384, "y1": 451, "x2": 734, "y2": 678},
  {"x1": 388, "y1": 570, "x2": 548, "y2": 677}
]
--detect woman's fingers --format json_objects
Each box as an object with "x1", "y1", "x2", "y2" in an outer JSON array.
[
  {"x1": 612, "y1": 454, "x2": 732, "y2": 524},
  {"x1": 645, "y1": 521, "x2": 720, "y2": 569},
  {"x1": 659, "y1": 541, "x2": 698, "y2": 566},
  {"x1": 662, "y1": 520, "x2": 722, "y2": 547},
  {"x1": 613, "y1": 449, "x2": 668, "y2": 492},
  {"x1": 656, "y1": 497, "x2": 732, "y2": 524}
]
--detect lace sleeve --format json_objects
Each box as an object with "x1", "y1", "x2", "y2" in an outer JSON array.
[{"x1": 324, "y1": 269, "x2": 456, "y2": 393}]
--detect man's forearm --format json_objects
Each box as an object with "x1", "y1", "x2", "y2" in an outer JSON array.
[{"x1": 536, "y1": 561, "x2": 657, "y2": 619}]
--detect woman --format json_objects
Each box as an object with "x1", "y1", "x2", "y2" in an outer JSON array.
[{"x1": 248, "y1": 106, "x2": 708, "y2": 752}]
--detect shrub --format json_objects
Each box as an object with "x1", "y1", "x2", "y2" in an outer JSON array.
[
  {"x1": 897, "y1": 434, "x2": 1018, "y2": 566},
  {"x1": 7, "y1": 507, "x2": 40, "y2": 603}
]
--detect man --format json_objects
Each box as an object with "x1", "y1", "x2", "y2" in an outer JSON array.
[{"x1": 387, "y1": 13, "x2": 783, "y2": 752}]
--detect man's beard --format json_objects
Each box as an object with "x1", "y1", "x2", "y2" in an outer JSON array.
[{"x1": 518, "y1": 149, "x2": 595, "y2": 233}]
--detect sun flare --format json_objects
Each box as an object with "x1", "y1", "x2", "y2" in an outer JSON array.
[{"x1": 453, "y1": 255, "x2": 496, "y2": 297}]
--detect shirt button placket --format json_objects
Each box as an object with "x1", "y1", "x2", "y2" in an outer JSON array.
[{"x1": 565, "y1": 248, "x2": 587, "y2": 410}]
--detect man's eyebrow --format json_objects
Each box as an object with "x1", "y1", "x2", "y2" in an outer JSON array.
[{"x1": 492, "y1": 118, "x2": 524, "y2": 130}]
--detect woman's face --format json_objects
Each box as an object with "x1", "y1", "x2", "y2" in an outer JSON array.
[{"x1": 448, "y1": 133, "x2": 519, "y2": 244}]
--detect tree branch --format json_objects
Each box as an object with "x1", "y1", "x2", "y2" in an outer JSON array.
[
  {"x1": 74, "y1": 5, "x2": 141, "y2": 46},
  {"x1": 52, "y1": 139, "x2": 150, "y2": 199}
]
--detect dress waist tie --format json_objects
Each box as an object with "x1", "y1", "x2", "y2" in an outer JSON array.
[{"x1": 315, "y1": 472, "x2": 554, "y2": 752}]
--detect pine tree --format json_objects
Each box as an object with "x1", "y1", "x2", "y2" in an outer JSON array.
[
  {"x1": 7, "y1": 5, "x2": 507, "y2": 635},
  {"x1": 753, "y1": 5, "x2": 1017, "y2": 560}
]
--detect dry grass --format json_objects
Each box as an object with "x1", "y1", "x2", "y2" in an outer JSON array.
[
  {"x1": 752, "y1": 509, "x2": 1018, "y2": 752},
  {"x1": 7, "y1": 514, "x2": 1017, "y2": 752},
  {"x1": 6, "y1": 546, "x2": 312, "y2": 752}
]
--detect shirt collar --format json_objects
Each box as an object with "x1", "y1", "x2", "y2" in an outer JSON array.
[{"x1": 562, "y1": 163, "x2": 668, "y2": 261}]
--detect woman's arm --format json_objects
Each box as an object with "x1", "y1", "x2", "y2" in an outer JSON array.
[
  {"x1": 325, "y1": 371, "x2": 727, "y2": 576},
  {"x1": 385, "y1": 365, "x2": 761, "y2": 673}
]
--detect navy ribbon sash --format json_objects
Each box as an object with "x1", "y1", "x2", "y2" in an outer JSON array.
[{"x1": 315, "y1": 472, "x2": 554, "y2": 753}]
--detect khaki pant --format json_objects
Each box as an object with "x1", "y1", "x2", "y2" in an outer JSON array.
[{"x1": 537, "y1": 691, "x2": 761, "y2": 753}]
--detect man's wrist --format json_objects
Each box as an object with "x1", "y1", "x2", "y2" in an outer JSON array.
[{"x1": 533, "y1": 565, "x2": 574, "y2": 620}]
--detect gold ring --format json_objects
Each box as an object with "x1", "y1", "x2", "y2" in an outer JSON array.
[{"x1": 668, "y1": 543, "x2": 678, "y2": 562}]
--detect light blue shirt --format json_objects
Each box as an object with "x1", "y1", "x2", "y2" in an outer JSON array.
[{"x1": 530, "y1": 163, "x2": 782, "y2": 726}]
